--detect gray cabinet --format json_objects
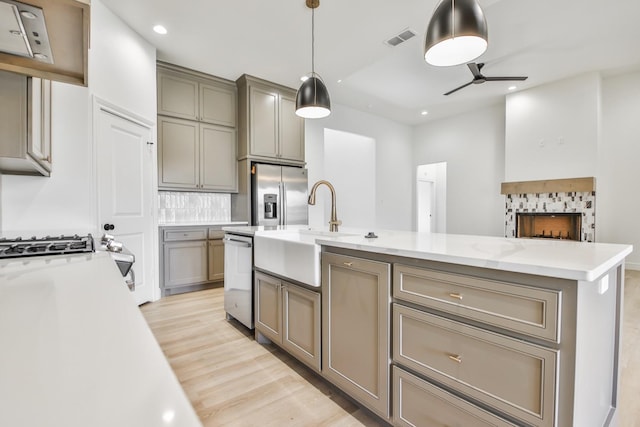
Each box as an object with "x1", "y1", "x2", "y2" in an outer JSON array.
[
  {"x1": 255, "y1": 271, "x2": 321, "y2": 372},
  {"x1": 157, "y1": 62, "x2": 238, "y2": 192},
  {"x1": 158, "y1": 66, "x2": 236, "y2": 127},
  {"x1": 0, "y1": 71, "x2": 51, "y2": 176},
  {"x1": 208, "y1": 236, "x2": 225, "y2": 282},
  {"x1": 321, "y1": 252, "x2": 391, "y2": 420},
  {"x1": 158, "y1": 117, "x2": 237, "y2": 192},
  {"x1": 393, "y1": 366, "x2": 517, "y2": 427},
  {"x1": 160, "y1": 226, "x2": 227, "y2": 295},
  {"x1": 236, "y1": 74, "x2": 304, "y2": 164}
]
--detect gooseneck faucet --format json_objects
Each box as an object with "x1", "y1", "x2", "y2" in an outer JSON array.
[{"x1": 308, "y1": 180, "x2": 342, "y2": 232}]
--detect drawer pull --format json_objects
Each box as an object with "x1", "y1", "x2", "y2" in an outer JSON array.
[
  {"x1": 447, "y1": 354, "x2": 462, "y2": 363},
  {"x1": 449, "y1": 292, "x2": 463, "y2": 300},
  {"x1": 343, "y1": 262, "x2": 353, "y2": 267}
]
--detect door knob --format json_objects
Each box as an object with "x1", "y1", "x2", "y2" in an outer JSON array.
[{"x1": 103, "y1": 223, "x2": 115, "y2": 231}]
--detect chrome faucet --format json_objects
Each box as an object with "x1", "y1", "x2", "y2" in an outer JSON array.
[{"x1": 308, "y1": 180, "x2": 342, "y2": 232}]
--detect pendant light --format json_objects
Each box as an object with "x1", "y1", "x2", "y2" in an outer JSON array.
[
  {"x1": 296, "y1": 0, "x2": 331, "y2": 119},
  {"x1": 424, "y1": 0, "x2": 488, "y2": 67}
]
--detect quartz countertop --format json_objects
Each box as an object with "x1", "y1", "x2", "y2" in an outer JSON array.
[
  {"x1": 159, "y1": 221, "x2": 248, "y2": 228},
  {"x1": 0, "y1": 252, "x2": 201, "y2": 427},
  {"x1": 222, "y1": 224, "x2": 310, "y2": 236},
  {"x1": 314, "y1": 230, "x2": 633, "y2": 282}
]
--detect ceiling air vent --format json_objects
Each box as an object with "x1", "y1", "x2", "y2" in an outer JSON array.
[{"x1": 384, "y1": 29, "x2": 417, "y2": 47}]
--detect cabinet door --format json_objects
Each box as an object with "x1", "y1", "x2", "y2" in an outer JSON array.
[
  {"x1": 278, "y1": 93, "x2": 305, "y2": 162},
  {"x1": 248, "y1": 85, "x2": 278, "y2": 158},
  {"x1": 208, "y1": 239, "x2": 225, "y2": 282},
  {"x1": 163, "y1": 241, "x2": 208, "y2": 288},
  {"x1": 200, "y1": 82, "x2": 236, "y2": 127},
  {"x1": 157, "y1": 70, "x2": 198, "y2": 120},
  {"x1": 282, "y1": 283, "x2": 321, "y2": 372},
  {"x1": 322, "y1": 252, "x2": 391, "y2": 420},
  {"x1": 0, "y1": 70, "x2": 27, "y2": 159},
  {"x1": 200, "y1": 124, "x2": 238, "y2": 192},
  {"x1": 27, "y1": 77, "x2": 52, "y2": 172},
  {"x1": 255, "y1": 272, "x2": 282, "y2": 343},
  {"x1": 158, "y1": 117, "x2": 199, "y2": 189}
]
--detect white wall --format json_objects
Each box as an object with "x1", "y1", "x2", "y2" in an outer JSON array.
[
  {"x1": 323, "y1": 129, "x2": 376, "y2": 229},
  {"x1": 505, "y1": 72, "x2": 601, "y2": 182},
  {"x1": 305, "y1": 103, "x2": 413, "y2": 231},
  {"x1": 599, "y1": 71, "x2": 640, "y2": 269},
  {"x1": 0, "y1": 0, "x2": 156, "y2": 235},
  {"x1": 413, "y1": 103, "x2": 506, "y2": 237}
]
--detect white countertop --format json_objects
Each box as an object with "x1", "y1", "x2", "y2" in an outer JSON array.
[
  {"x1": 0, "y1": 252, "x2": 201, "y2": 427},
  {"x1": 222, "y1": 224, "x2": 308, "y2": 236},
  {"x1": 159, "y1": 221, "x2": 248, "y2": 228},
  {"x1": 314, "y1": 230, "x2": 633, "y2": 282}
]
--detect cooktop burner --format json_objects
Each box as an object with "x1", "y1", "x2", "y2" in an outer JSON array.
[{"x1": 0, "y1": 234, "x2": 95, "y2": 259}]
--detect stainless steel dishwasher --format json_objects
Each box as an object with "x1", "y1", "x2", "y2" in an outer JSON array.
[{"x1": 223, "y1": 233, "x2": 254, "y2": 329}]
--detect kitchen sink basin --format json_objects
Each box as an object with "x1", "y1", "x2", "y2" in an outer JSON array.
[{"x1": 253, "y1": 228, "x2": 359, "y2": 287}]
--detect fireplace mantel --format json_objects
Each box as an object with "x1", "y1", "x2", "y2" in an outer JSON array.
[{"x1": 500, "y1": 177, "x2": 595, "y2": 195}]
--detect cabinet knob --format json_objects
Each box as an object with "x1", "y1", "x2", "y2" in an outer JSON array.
[
  {"x1": 103, "y1": 223, "x2": 115, "y2": 231},
  {"x1": 343, "y1": 262, "x2": 353, "y2": 267}
]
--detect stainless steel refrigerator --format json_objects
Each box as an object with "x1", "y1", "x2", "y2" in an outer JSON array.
[{"x1": 252, "y1": 163, "x2": 308, "y2": 226}]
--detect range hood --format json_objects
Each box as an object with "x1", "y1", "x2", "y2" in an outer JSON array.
[{"x1": 0, "y1": 0, "x2": 89, "y2": 86}]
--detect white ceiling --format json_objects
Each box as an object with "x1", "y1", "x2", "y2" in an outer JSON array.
[{"x1": 101, "y1": 0, "x2": 640, "y2": 125}]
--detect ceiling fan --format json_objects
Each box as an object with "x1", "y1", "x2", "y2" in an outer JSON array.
[{"x1": 444, "y1": 63, "x2": 528, "y2": 96}]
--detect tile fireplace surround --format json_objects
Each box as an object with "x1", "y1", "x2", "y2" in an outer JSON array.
[{"x1": 501, "y1": 177, "x2": 596, "y2": 242}]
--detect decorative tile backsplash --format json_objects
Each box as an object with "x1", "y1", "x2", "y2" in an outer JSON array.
[
  {"x1": 505, "y1": 191, "x2": 596, "y2": 242},
  {"x1": 158, "y1": 192, "x2": 231, "y2": 223}
]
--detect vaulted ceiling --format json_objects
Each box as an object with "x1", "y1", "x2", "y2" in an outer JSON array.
[{"x1": 102, "y1": 0, "x2": 640, "y2": 124}]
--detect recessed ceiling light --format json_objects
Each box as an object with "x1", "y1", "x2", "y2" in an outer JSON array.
[
  {"x1": 153, "y1": 25, "x2": 167, "y2": 35},
  {"x1": 421, "y1": 110, "x2": 429, "y2": 116},
  {"x1": 337, "y1": 79, "x2": 342, "y2": 84},
  {"x1": 508, "y1": 85, "x2": 517, "y2": 91}
]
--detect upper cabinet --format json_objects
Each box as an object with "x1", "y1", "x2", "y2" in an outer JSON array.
[
  {"x1": 236, "y1": 74, "x2": 304, "y2": 164},
  {"x1": 158, "y1": 66, "x2": 236, "y2": 127},
  {"x1": 0, "y1": 70, "x2": 52, "y2": 176},
  {"x1": 157, "y1": 62, "x2": 238, "y2": 192}
]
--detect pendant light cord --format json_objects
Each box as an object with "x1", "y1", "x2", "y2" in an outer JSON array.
[{"x1": 311, "y1": 6, "x2": 315, "y2": 75}]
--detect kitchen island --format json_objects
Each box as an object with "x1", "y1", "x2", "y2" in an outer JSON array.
[
  {"x1": 248, "y1": 227, "x2": 632, "y2": 427},
  {"x1": 0, "y1": 252, "x2": 201, "y2": 427}
]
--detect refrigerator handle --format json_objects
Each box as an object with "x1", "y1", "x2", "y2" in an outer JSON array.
[{"x1": 281, "y1": 182, "x2": 287, "y2": 226}]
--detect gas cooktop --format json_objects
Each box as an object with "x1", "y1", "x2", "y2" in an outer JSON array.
[{"x1": 0, "y1": 234, "x2": 95, "y2": 259}]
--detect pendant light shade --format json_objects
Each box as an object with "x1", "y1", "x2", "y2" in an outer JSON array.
[
  {"x1": 296, "y1": 0, "x2": 331, "y2": 119},
  {"x1": 424, "y1": 0, "x2": 488, "y2": 67},
  {"x1": 296, "y1": 74, "x2": 331, "y2": 118}
]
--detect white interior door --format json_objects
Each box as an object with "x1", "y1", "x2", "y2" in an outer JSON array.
[
  {"x1": 417, "y1": 180, "x2": 435, "y2": 232},
  {"x1": 96, "y1": 107, "x2": 155, "y2": 305}
]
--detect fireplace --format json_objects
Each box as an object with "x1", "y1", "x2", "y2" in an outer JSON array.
[
  {"x1": 502, "y1": 177, "x2": 596, "y2": 242},
  {"x1": 516, "y1": 213, "x2": 582, "y2": 241}
]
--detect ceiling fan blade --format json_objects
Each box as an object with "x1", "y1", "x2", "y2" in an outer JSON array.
[
  {"x1": 444, "y1": 81, "x2": 474, "y2": 96},
  {"x1": 467, "y1": 63, "x2": 482, "y2": 78},
  {"x1": 484, "y1": 76, "x2": 528, "y2": 81}
]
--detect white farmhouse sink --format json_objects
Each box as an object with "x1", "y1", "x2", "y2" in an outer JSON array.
[{"x1": 253, "y1": 229, "x2": 358, "y2": 287}]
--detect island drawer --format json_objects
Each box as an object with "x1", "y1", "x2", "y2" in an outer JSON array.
[
  {"x1": 163, "y1": 228, "x2": 208, "y2": 241},
  {"x1": 393, "y1": 304, "x2": 557, "y2": 427},
  {"x1": 393, "y1": 264, "x2": 561, "y2": 342},
  {"x1": 392, "y1": 366, "x2": 517, "y2": 427}
]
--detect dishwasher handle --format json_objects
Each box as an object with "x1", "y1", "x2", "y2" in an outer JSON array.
[{"x1": 223, "y1": 237, "x2": 253, "y2": 248}]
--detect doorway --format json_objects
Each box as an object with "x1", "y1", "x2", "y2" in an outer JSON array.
[
  {"x1": 416, "y1": 162, "x2": 446, "y2": 233},
  {"x1": 94, "y1": 99, "x2": 156, "y2": 305}
]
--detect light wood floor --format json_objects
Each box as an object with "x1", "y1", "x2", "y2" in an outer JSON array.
[{"x1": 141, "y1": 270, "x2": 640, "y2": 427}]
